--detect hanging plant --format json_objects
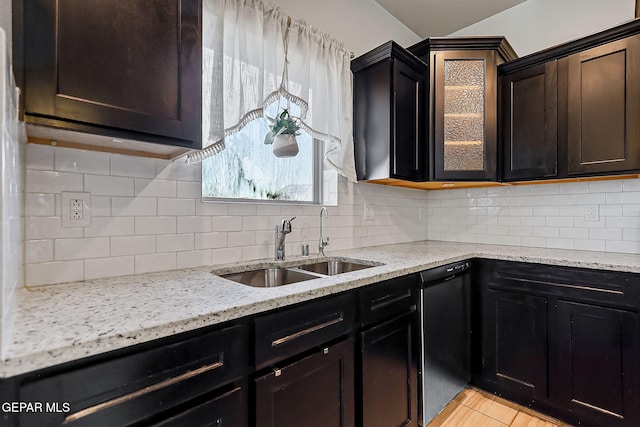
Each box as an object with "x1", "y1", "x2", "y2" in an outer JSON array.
[
  {"x1": 264, "y1": 109, "x2": 301, "y2": 158},
  {"x1": 264, "y1": 109, "x2": 300, "y2": 144}
]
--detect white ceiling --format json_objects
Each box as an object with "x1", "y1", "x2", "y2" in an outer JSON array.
[{"x1": 374, "y1": 0, "x2": 527, "y2": 37}]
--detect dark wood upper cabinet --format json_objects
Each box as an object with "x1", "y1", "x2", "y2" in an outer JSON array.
[
  {"x1": 409, "y1": 38, "x2": 517, "y2": 181},
  {"x1": 19, "y1": 0, "x2": 202, "y2": 149},
  {"x1": 566, "y1": 34, "x2": 640, "y2": 175},
  {"x1": 352, "y1": 42, "x2": 427, "y2": 182},
  {"x1": 500, "y1": 61, "x2": 558, "y2": 181},
  {"x1": 498, "y1": 19, "x2": 640, "y2": 182}
]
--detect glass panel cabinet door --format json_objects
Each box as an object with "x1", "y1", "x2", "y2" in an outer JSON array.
[{"x1": 434, "y1": 50, "x2": 498, "y2": 181}]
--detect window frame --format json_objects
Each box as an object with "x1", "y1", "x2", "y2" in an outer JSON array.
[{"x1": 201, "y1": 138, "x2": 324, "y2": 205}]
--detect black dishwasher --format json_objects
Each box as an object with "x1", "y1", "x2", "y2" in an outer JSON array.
[{"x1": 419, "y1": 260, "x2": 471, "y2": 425}]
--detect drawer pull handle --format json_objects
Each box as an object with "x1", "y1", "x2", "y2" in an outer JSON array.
[
  {"x1": 271, "y1": 316, "x2": 344, "y2": 347},
  {"x1": 370, "y1": 289, "x2": 412, "y2": 311},
  {"x1": 63, "y1": 360, "x2": 224, "y2": 423}
]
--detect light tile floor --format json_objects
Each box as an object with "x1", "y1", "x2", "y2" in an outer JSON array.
[{"x1": 427, "y1": 388, "x2": 574, "y2": 427}]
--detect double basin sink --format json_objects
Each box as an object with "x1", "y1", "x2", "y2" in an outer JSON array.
[{"x1": 217, "y1": 258, "x2": 383, "y2": 288}]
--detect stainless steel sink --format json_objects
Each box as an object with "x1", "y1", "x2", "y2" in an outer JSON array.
[
  {"x1": 297, "y1": 260, "x2": 375, "y2": 276},
  {"x1": 220, "y1": 267, "x2": 320, "y2": 288}
]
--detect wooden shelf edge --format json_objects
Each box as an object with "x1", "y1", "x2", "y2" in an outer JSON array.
[
  {"x1": 364, "y1": 174, "x2": 640, "y2": 191},
  {"x1": 27, "y1": 136, "x2": 191, "y2": 161}
]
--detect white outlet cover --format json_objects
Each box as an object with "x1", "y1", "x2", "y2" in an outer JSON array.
[
  {"x1": 584, "y1": 204, "x2": 600, "y2": 222},
  {"x1": 62, "y1": 192, "x2": 91, "y2": 228}
]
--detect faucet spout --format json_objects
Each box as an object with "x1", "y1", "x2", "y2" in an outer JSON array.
[
  {"x1": 275, "y1": 217, "x2": 295, "y2": 261},
  {"x1": 319, "y1": 207, "x2": 329, "y2": 256}
]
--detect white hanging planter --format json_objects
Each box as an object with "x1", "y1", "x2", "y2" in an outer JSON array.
[{"x1": 272, "y1": 134, "x2": 299, "y2": 158}]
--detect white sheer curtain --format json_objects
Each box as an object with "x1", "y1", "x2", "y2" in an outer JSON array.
[{"x1": 189, "y1": 0, "x2": 357, "y2": 182}]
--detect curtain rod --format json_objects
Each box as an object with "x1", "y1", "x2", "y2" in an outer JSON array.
[{"x1": 285, "y1": 14, "x2": 355, "y2": 59}]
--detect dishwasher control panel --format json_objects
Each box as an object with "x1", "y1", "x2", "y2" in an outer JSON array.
[{"x1": 419, "y1": 260, "x2": 471, "y2": 285}]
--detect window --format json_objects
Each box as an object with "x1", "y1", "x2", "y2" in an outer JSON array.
[{"x1": 202, "y1": 101, "x2": 322, "y2": 203}]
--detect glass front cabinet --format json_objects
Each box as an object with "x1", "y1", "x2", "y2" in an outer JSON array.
[{"x1": 409, "y1": 38, "x2": 517, "y2": 181}]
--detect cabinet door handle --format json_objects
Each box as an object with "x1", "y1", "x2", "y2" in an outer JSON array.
[
  {"x1": 63, "y1": 361, "x2": 224, "y2": 423},
  {"x1": 271, "y1": 315, "x2": 344, "y2": 347},
  {"x1": 370, "y1": 289, "x2": 412, "y2": 311}
]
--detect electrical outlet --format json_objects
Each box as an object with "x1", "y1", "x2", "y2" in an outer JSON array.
[
  {"x1": 364, "y1": 204, "x2": 375, "y2": 221},
  {"x1": 585, "y1": 204, "x2": 600, "y2": 222},
  {"x1": 62, "y1": 192, "x2": 91, "y2": 227}
]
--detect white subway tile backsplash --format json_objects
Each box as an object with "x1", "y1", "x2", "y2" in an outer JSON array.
[
  {"x1": 110, "y1": 155, "x2": 157, "y2": 178},
  {"x1": 242, "y1": 216, "x2": 270, "y2": 231},
  {"x1": 177, "y1": 216, "x2": 211, "y2": 233},
  {"x1": 26, "y1": 260, "x2": 84, "y2": 286},
  {"x1": 156, "y1": 161, "x2": 196, "y2": 181},
  {"x1": 177, "y1": 250, "x2": 212, "y2": 269},
  {"x1": 589, "y1": 180, "x2": 623, "y2": 193},
  {"x1": 111, "y1": 235, "x2": 156, "y2": 256},
  {"x1": 158, "y1": 198, "x2": 195, "y2": 216},
  {"x1": 135, "y1": 253, "x2": 177, "y2": 274},
  {"x1": 55, "y1": 148, "x2": 110, "y2": 175},
  {"x1": 25, "y1": 193, "x2": 56, "y2": 216},
  {"x1": 227, "y1": 231, "x2": 256, "y2": 247},
  {"x1": 196, "y1": 201, "x2": 228, "y2": 216},
  {"x1": 589, "y1": 228, "x2": 623, "y2": 241},
  {"x1": 195, "y1": 232, "x2": 228, "y2": 250},
  {"x1": 135, "y1": 217, "x2": 176, "y2": 235},
  {"x1": 26, "y1": 144, "x2": 55, "y2": 170},
  {"x1": 176, "y1": 181, "x2": 201, "y2": 199},
  {"x1": 606, "y1": 240, "x2": 640, "y2": 254},
  {"x1": 26, "y1": 217, "x2": 83, "y2": 239},
  {"x1": 228, "y1": 203, "x2": 257, "y2": 216},
  {"x1": 211, "y1": 247, "x2": 243, "y2": 264},
  {"x1": 157, "y1": 234, "x2": 194, "y2": 253},
  {"x1": 135, "y1": 178, "x2": 177, "y2": 198},
  {"x1": 27, "y1": 170, "x2": 84, "y2": 193},
  {"x1": 111, "y1": 196, "x2": 157, "y2": 216},
  {"x1": 55, "y1": 237, "x2": 110, "y2": 260},
  {"x1": 85, "y1": 174, "x2": 134, "y2": 196},
  {"x1": 23, "y1": 145, "x2": 640, "y2": 287},
  {"x1": 622, "y1": 179, "x2": 640, "y2": 192},
  {"x1": 85, "y1": 256, "x2": 134, "y2": 280},
  {"x1": 25, "y1": 240, "x2": 53, "y2": 263},
  {"x1": 546, "y1": 238, "x2": 574, "y2": 250},
  {"x1": 91, "y1": 196, "x2": 111, "y2": 217},
  {"x1": 84, "y1": 217, "x2": 135, "y2": 237},
  {"x1": 606, "y1": 192, "x2": 640, "y2": 204},
  {"x1": 212, "y1": 216, "x2": 243, "y2": 232}
]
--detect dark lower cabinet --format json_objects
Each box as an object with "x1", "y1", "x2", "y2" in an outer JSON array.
[
  {"x1": 482, "y1": 289, "x2": 548, "y2": 400},
  {"x1": 254, "y1": 338, "x2": 355, "y2": 427},
  {"x1": 555, "y1": 301, "x2": 640, "y2": 427},
  {"x1": 17, "y1": 323, "x2": 248, "y2": 427},
  {"x1": 151, "y1": 386, "x2": 247, "y2": 427},
  {"x1": 477, "y1": 260, "x2": 640, "y2": 427},
  {"x1": 360, "y1": 312, "x2": 419, "y2": 427}
]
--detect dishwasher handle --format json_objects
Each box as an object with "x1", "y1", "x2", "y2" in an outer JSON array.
[{"x1": 419, "y1": 261, "x2": 471, "y2": 286}]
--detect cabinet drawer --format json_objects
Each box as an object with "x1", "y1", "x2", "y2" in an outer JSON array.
[
  {"x1": 484, "y1": 260, "x2": 640, "y2": 310},
  {"x1": 254, "y1": 293, "x2": 355, "y2": 370},
  {"x1": 359, "y1": 274, "x2": 418, "y2": 327},
  {"x1": 151, "y1": 385, "x2": 247, "y2": 427},
  {"x1": 20, "y1": 323, "x2": 248, "y2": 427}
]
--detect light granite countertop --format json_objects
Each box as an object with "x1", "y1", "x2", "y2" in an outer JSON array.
[{"x1": 3, "y1": 240, "x2": 640, "y2": 378}]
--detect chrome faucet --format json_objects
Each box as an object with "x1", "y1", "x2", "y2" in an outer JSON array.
[
  {"x1": 319, "y1": 207, "x2": 329, "y2": 256},
  {"x1": 275, "y1": 217, "x2": 296, "y2": 261}
]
